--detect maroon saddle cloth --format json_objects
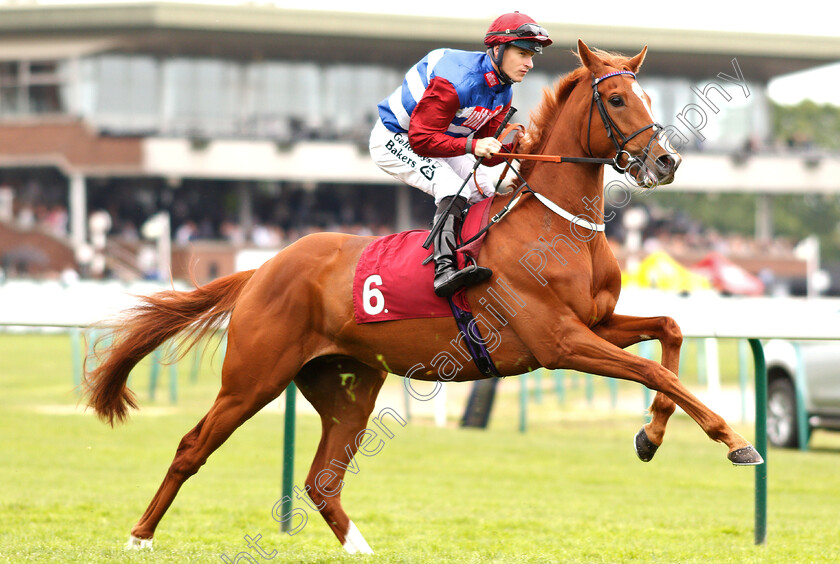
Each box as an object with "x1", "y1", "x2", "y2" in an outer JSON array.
[{"x1": 352, "y1": 196, "x2": 494, "y2": 324}]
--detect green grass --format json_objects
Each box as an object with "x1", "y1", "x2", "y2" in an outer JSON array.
[{"x1": 2, "y1": 333, "x2": 840, "y2": 563}]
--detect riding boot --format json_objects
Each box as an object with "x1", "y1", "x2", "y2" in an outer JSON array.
[{"x1": 432, "y1": 197, "x2": 492, "y2": 298}]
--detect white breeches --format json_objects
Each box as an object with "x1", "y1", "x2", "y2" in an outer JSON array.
[{"x1": 369, "y1": 119, "x2": 495, "y2": 206}]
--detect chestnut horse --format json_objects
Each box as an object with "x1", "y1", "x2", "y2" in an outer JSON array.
[{"x1": 85, "y1": 40, "x2": 762, "y2": 554}]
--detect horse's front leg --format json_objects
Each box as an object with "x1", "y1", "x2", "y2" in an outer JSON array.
[
  {"x1": 522, "y1": 317, "x2": 762, "y2": 465},
  {"x1": 592, "y1": 314, "x2": 681, "y2": 462}
]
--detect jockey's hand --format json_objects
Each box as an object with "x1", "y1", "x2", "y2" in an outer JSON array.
[{"x1": 472, "y1": 137, "x2": 503, "y2": 158}]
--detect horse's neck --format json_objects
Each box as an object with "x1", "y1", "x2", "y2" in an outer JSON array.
[{"x1": 531, "y1": 134, "x2": 606, "y2": 220}]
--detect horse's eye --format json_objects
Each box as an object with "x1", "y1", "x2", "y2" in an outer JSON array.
[{"x1": 609, "y1": 96, "x2": 624, "y2": 107}]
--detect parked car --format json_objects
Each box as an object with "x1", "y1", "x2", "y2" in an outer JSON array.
[{"x1": 763, "y1": 340, "x2": 840, "y2": 448}]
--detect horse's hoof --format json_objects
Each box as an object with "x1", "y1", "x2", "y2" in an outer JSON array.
[
  {"x1": 125, "y1": 535, "x2": 154, "y2": 551},
  {"x1": 342, "y1": 521, "x2": 374, "y2": 555},
  {"x1": 634, "y1": 427, "x2": 659, "y2": 462},
  {"x1": 728, "y1": 445, "x2": 764, "y2": 466}
]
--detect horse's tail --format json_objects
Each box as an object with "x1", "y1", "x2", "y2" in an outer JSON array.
[{"x1": 84, "y1": 269, "x2": 257, "y2": 426}]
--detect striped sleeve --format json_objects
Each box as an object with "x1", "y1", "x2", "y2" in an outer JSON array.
[{"x1": 407, "y1": 77, "x2": 469, "y2": 158}]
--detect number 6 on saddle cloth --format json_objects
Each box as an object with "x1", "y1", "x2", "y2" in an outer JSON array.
[{"x1": 352, "y1": 196, "x2": 501, "y2": 377}]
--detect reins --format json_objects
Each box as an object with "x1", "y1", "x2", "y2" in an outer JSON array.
[
  {"x1": 458, "y1": 116, "x2": 613, "y2": 249},
  {"x1": 491, "y1": 71, "x2": 659, "y2": 173},
  {"x1": 484, "y1": 122, "x2": 613, "y2": 184},
  {"x1": 459, "y1": 70, "x2": 666, "y2": 247},
  {"x1": 493, "y1": 153, "x2": 613, "y2": 164}
]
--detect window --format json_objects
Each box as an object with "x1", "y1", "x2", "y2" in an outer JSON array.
[
  {"x1": 90, "y1": 55, "x2": 159, "y2": 132},
  {"x1": 322, "y1": 65, "x2": 401, "y2": 140},
  {"x1": 246, "y1": 61, "x2": 322, "y2": 140},
  {"x1": 0, "y1": 62, "x2": 20, "y2": 114},
  {"x1": 164, "y1": 58, "x2": 243, "y2": 137},
  {"x1": 0, "y1": 60, "x2": 68, "y2": 116}
]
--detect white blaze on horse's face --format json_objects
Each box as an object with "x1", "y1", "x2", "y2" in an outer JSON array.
[
  {"x1": 630, "y1": 80, "x2": 681, "y2": 183},
  {"x1": 631, "y1": 81, "x2": 677, "y2": 155},
  {"x1": 631, "y1": 82, "x2": 654, "y2": 120}
]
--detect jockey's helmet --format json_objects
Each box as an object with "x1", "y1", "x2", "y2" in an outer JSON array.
[{"x1": 484, "y1": 12, "x2": 552, "y2": 54}]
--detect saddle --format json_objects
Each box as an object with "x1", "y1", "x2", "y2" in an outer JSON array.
[{"x1": 352, "y1": 196, "x2": 494, "y2": 325}]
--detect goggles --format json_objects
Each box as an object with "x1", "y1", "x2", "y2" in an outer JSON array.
[{"x1": 486, "y1": 23, "x2": 550, "y2": 42}]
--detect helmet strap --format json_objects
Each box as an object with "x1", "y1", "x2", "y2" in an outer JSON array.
[{"x1": 489, "y1": 45, "x2": 513, "y2": 85}]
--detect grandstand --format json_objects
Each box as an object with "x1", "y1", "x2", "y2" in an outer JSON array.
[{"x1": 1, "y1": 3, "x2": 839, "y2": 285}]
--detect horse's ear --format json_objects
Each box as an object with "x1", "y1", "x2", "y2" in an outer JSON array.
[
  {"x1": 627, "y1": 45, "x2": 648, "y2": 73},
  {"x1": 577, "y1": 39, "x2": 605, "y2": 74}
]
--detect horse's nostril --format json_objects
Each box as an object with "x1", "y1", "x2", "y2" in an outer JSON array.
[{"x1": 656, "y1": 154, "x2": 674, "y2": 172}]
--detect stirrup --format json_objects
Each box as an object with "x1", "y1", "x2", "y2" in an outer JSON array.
[{"x1": 434, "y1": 263, "x2": 493, "y2": 297}]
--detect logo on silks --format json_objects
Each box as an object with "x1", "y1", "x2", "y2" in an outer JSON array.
[
  {"x1": 458, "y1": 105, "x2": 504, "y2": 130},
  {"x1": 419, "y1": 160, "x2": 441, "y2": 181}
]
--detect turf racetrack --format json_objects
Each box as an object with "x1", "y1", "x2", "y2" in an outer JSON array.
[{"x1": 2, "y1": 333, "x2": 839, "y2": 563}]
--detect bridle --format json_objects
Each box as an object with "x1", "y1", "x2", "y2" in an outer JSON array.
[
  {"x1": 462, "y1": 70, "x2": 669, "y2": 241},
  {"x1": 587, "y1": 70, "x2": 664, "y2": 180},
  {"x1": 495, "y1": 69, "x2": 666, "y2": 184}
]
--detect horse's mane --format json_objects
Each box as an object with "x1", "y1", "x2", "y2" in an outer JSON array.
[{"x1": 518, "y1": 48, "x2": 636, "y2": 178}]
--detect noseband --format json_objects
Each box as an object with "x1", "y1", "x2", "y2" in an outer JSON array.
[{"x1": 587, "y1": 70, "x2": 663, "y2": 178}]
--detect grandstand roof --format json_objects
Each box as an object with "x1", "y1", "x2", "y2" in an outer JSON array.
[{"x1": 0, "y1": 3, "x2": 838, "y2": 82}]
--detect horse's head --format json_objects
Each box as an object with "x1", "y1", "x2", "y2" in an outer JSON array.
[{"x1": 574, "y1": 39, "x2": 681, "y2": 188}]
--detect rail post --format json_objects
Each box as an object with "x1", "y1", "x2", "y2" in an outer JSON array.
[
  {"x1": 280, "y1": 382, "x2": 297, "y2": 532},
  {"x1": 748, "y1": 338, "x2": 767, "y2": 545},
  {"x1": 519, "y1": 372, "x2": 528, "y2": 433},
  {"x1": 792, "y1": 343, "x2": 810, "y2": 451}
]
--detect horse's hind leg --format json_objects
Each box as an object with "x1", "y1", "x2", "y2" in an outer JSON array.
[
  {"x1": 295, "y1": 358, "x2": 388, "y2": 554},
  {"x1": 127, "y1": 338, "x2": 298, "y2": 547},
  {"x1": 593, "y1": 314, "x2": 681, "y2": 461}
]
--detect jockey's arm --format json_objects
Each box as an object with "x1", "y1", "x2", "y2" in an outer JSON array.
[
  {"x1": 470, "y1": 137, "x2": 502, "y2": 158},
  {"x1": 471, "y1": 110, "x2": 512, "y2": 164},
  {"x1": 408, "y1": 78, "x2": 512, "y2": 166}
]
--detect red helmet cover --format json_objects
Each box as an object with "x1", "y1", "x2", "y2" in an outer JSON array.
[{"x1": 484, "y1": 12, "x2": 552, "y2": 48}]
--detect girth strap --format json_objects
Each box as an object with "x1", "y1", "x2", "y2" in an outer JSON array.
[{"x1": 447, "y1": 298, "x2": 502, "y2": 378}]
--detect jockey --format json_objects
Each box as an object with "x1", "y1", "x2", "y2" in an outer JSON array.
[{"x1": 369, "y1": 12, "x2": 552, "y2": 298}]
